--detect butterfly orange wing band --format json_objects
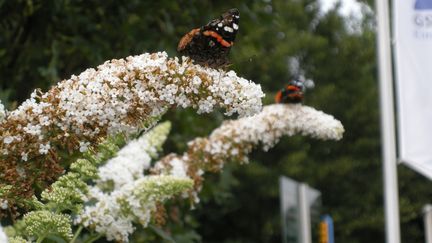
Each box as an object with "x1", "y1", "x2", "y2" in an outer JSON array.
[
  {"x1": 275, "y1": 90, "x2": 282, "y2": 103},
  {"x1": 202, "y1": 30, "x2": 234, "y2": 47},
  {"x1": 286, "y1": 85, "x2": 300, "y2": 91},
  {"x1": 177, "y1": 28, "x2": 200, "y2": 51}
]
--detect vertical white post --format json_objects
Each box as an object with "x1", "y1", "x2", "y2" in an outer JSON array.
[
  {"x1": 424, "y1": 205, "x2": 432, "y2": 243},
  {"x1": 298, "y1": 183, "x2": 311, "y2": 243},
  {"x1": 279, "y1": 177, "x2": 288, "y2": 243},
  {"x1": 375, "y1": 0, "x2": 401, "y2": 243}
]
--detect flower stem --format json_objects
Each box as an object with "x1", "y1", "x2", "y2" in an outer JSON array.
[
  {"x1": 36, "y1": 234, "x2": 47, "y2": 243},
  {"x1": 70, "y1": 225, "x2": 83, "y2": 243},
  {"x1": 84, "y1": 233, "x2": 102, "y2": 243}
]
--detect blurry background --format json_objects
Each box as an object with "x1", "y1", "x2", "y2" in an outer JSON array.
[{"x1": 1, "y1": 0, "x2": 431, "y2": 242}]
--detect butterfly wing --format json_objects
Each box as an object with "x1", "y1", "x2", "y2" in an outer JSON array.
[
  {"x1": 177, "y1": 9, "x2": 240, "y2": 68},
  {"x1": 177, "y1": 28, "x2": 200, "y2": 52}
]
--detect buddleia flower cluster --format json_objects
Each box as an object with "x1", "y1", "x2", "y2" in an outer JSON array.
[
  {"x1": 77, "y1": 176, "x2": 192, "y2": 242},
  {"x1": 96, "y1": 122, "x2": 171, "y2": 190},
  {"x1": 22, "y1": 211, "x2": 73, "y2": 241},
  {"x1": 153, "y1": 104, "x2": 344, "y2": 194},
  {"x1": 74, "y1": 122, "x2": 193, "y2": 242},
  {"x1": 4, "y1": 123, "x2": 193, "y2": 242},
  {"x1": 3, "y1": 134, "x2": 122, "y2": 242},
  {"x1": 0, "y1": 51, "x2": 264, "y2": 207}
]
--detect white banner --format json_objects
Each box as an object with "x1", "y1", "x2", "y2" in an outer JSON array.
[{"x1": 394, "y1": 0, "x2": 432, "y2": 179}]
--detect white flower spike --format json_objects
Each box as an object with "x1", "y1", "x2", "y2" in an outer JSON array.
[{"x1": 154, "y1": 104, "x2": 344, "y2": 194}]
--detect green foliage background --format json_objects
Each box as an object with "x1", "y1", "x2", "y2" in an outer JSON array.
[{"x1": 1, "y1": 0, "x2": 431, "y2": 242}]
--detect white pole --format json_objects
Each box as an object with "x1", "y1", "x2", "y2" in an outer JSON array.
[
  {"x1": 423, "y1": 205, "x2": 432, "y2": 243},
  {"x1": 279, "y1": 177, "x2": 288, "y2": 243},
  {"x1": 375, "y1": 0, "x2": 401, "y2": 243},
  {"x1": 298, "y1": 183, "x2": 311, "y2": 243}
]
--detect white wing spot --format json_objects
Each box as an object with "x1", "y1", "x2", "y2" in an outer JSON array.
[
  {"x1": 233, "y1": 23, "x2": 239, "y2": 30},
  {"x1": 224, "y1": 26, "x2": 234, "y2": 33}
]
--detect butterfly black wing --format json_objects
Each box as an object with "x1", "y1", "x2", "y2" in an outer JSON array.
[{"x1": 178, "y1": 9, "x2": 240, "y2": 68}]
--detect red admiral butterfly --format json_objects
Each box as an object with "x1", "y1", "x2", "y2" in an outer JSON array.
[
  {"x1": 275, "y1": 78, "x2": 314, "y2": 104},
  {"x1": 177, "y1": 8, "x2": 240, "y2": 68}
]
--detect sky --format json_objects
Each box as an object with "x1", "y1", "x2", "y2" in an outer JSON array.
[{"x1": 319, "y1": 0, "x2": 364, "y2": 18}]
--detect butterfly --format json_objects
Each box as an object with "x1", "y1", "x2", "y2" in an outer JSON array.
[
  {"x1": 275, "y1": 78, "x2": 314, "y2": 104},
  {"x1": 177, "y1": 8, "x2": 240, "y2": 69}
]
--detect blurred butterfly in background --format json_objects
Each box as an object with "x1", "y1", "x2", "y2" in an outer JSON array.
[
  {"x1": 275, "y1": 77, "x2": 315, "y2": 104},
  {"x1": 177, "y1": 8, "x2": 240, "y2": 69}
]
